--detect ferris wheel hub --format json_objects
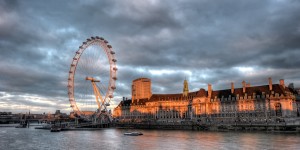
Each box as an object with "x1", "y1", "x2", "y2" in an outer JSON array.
[{"x1": 86, "y1": 76, "x2": 100, "y2": 82}]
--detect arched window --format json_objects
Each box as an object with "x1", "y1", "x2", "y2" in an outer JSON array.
[{"x1": 275, "y1": 103, "x2": 282, "y2": 117}]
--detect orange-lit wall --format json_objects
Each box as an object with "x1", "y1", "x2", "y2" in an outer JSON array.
[
  {"x1": 132, "y1": 78, "x2": 152, "y2": 102},
  {"x1": 113, "y1": 94, "x2": 298, "y2": 122}
]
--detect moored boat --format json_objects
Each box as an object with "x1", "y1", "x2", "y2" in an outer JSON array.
[
  {"x1": 15, "y1": 121, "x2": 27, "y2": 128},
  {"x1": 50, "y1": 126, "x2": 61, "y2": 132}
]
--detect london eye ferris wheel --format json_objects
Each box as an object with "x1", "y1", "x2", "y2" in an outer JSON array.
[{"x1": 67, "y1": 36, "x2": 117, "y2": 117}]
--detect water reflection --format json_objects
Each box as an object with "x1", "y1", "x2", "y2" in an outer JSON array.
[{"x1": 1, "y1": 127, "x2": 300, "y2": 150}]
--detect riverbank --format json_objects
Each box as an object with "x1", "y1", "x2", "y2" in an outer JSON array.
[{"x1": 2, "y1": 122, "x2": 300, "y2": 133}]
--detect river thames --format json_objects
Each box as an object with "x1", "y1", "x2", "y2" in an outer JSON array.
[{"x1": 1, "y1": 126, "x2": 300, "y2": 150}]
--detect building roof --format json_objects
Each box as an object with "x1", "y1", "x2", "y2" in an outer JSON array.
[
  {"x1": 116, "y1": 83, "x2": 298, "y2": 107},
  {"x1": 131, "y1": 98, "x2": 148, "y2": 105},
  {"x1": 132, "y1": 78, "x2": 151, "y2": 82},
  {"x1": 211, "y1": 84, "x2": 296, "y2": 98},
  {"x1": 147, "y1": 91, "x2": 201, "y2": 102},
  {"x1": 118, "y1": 99, "x2": 132, "y2": 106}
]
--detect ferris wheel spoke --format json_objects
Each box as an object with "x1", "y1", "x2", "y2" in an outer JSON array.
[{"x1": 96, "y1": 83, "x2": 107, "y2": 99}]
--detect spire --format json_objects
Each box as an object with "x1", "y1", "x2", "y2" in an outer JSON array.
[{"x1": 183, "y1": 79, "x2": 189, "y2": 97}]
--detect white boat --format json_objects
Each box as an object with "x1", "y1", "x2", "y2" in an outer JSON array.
[
  {"x1": 124, "y1": 132, "x2": 143, "y2": 136},
  {"x1": 35, "y1": 124, "x2": 51, "y2": 129}
]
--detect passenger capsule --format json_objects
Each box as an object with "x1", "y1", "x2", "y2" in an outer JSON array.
[
  {"x1": 83, "y1": 42, "x2": 87, "y2": 45},
  {"x1": 104, "y1": 40, "x2": 108, "y2": 43},
  {"x1": 111, "y1": 86, "x2": 116, "y2": 89},
  {"x1": 110, "y1": 51, "x2": 115, "y2": 54},
  {"x1": 100, "y1": 37, "x2": 104, "y2": 40},
  {"x1": 107, "y1": 45, "x2": 112, "y2": 48},
  {"x1": 69, "y1": 71, "x2": 73, "y2": 73},
  {"x1": 76, "y1": 51, "x2": 80, "y2": 54},
  {"x1": 79, "y1": 46, "x2": 83, "y2": 49},
  {"x1": 112, "y1": 59, "x2": 117, "y2": 62},
  {"x1": 91, "y1": 37, "x2": 95, "y2": 40},
  {"x1": 113, "y1": 67, "x2": 118, "y2": 71},
  {"x1": 96, "y1": 36, "x2": 100, "y2": 39},
  {"x1": 73, "y1": 58, "x2": 77, "y2": 60},
  {"x1": 112, "y1": 77, "x2": 117, "y2": 80},
  {"x1": 87, "y1": 38, "x2": 91, "y2": 41}
]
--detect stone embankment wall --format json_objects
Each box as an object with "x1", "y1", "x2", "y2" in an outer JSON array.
[{"x1": 113, "y1": 120, "x2": 300, "y2": 132}]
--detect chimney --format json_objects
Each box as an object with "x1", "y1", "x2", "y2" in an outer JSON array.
[
  {"x1": 246, "y1": 83, "x2": 251, "y2": 87},
  {"x1": 208, "y1": 84, "x2": 212, "y2": 97},
  {"x1": 231, "y1": 82, "x2": 234, "y2": 94},
  {"x1": 280, "y1": 79, "x2": 285, "y2": 89},
  {"x1": 268, "y1": 77, "x2": 272, "y2": 91},
  {"x1": 242, "y1": 80, "x2": 246, "y2": 93}
]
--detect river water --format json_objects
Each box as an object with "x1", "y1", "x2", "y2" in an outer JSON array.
[{"x1": 1, "y1": 125, "x2": 300, "y2": 150}]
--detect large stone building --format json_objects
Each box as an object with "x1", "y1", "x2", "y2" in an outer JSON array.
[{"x1": 113, "y1": 78, "x2": 299, "y2": 124}]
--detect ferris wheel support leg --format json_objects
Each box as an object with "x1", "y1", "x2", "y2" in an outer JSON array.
[
  {"x1": 91, "y1": 81, "x2": 107, "y2": 112},
  {"x1": 96, "y1": 87, "x2": 106, "y2": 111},
  {"x1": 91, "y1": 82, "x2": 101, "y2": 109}
]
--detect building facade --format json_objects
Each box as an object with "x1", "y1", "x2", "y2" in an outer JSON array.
[
  {"x1": 113, "y1": 78, "x2": 299, "y2": 124},
  {"x1": 131, "y1": 78, "x2": 152, "y2": 103}
]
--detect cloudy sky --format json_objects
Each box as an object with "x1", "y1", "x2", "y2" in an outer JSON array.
[{"x1": 1, "y1": 0, "x2": 300, "y2": 114}]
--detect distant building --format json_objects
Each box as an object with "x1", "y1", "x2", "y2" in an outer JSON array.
[
  {"x1": 55, "y1": 110, "x2": 61, "y2": 115},
  {"x1": 113, "y1": 78, "x2": 299, "y2": 124},
  {"x1": 46, "y1": 110, "x2": 69, "y2": 120},
  {"x1": 0, "y1": 112, "x2": 26, "y2": 123},
  {"x1": 0, "y1": 112, "x2": 12, "y2": 115}
]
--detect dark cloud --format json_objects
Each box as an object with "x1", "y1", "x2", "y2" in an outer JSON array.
[{"x1": 0, "y1": 0, "x2": 300, "y2": 113}]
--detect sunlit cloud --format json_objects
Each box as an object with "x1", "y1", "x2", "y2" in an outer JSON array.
[
  {"x1": 149, "y1": 69, "x2": 192, "y2": 76},
  {"x1": 234, "y1": 66, "x2": 254, "y2": 73},
  {"x1": 149, "y1": 69, "x2": 176, "y2": 75}
]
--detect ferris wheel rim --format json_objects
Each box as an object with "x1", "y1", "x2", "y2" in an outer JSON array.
[{"x1": 67, "y1": 36, "x2": 117, "y2": 116}]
